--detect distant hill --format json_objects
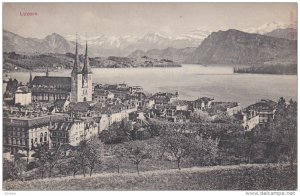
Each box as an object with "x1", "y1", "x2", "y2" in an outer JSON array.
[
  {"x1": 128, "y1": 47, "x2": 196, "y2": 63},
  {"x1": 3, "y1": 52, "x2": 180, "y2": 72},
  {"x1": 185, "y1": 29, "x2": 297, "y2": 65},
  {"x1": 265, "y1": 28, "x2": 297, "y2": 40}
]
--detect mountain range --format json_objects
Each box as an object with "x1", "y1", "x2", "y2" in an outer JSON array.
[
  {"x1": 3, "y1": 30, "x2": 83, "y2": 54},
  {"x1": 3, "y1": 22, "x2": 297, "y2": 66}
]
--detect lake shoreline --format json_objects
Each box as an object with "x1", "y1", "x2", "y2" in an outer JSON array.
[{"x1": 6, "y1": 64, "x2": 297, "y2": 107}]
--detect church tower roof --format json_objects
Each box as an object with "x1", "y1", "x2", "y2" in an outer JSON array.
[
  {"x1": 71, "y1": 37, "x2": 82, "y2": 75},
  {"x1": 29, "y1": 71, "x2": 32, "y2": 83},
  {"x1": 82, "y1": 41, "x2": 92, "y2": 74}
]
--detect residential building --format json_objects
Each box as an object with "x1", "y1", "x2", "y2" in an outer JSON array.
[
  {"x1": 93, "y1": 89, "x2": 114, "y2": 102},
  {"x1": 192, "y1": 97, "x2": 214, "y2": 110},
  {"x1": 211, "y1": 102, "x2": 242, "y2": 116},
  {"x1": 151, "y1": 92, "x2": 179, "y2": 105},
  {"x1": 246, "y1": 99, "x2": 277, "y2": 124},
  {"x1": 242, "y1": 110, "x2": 260, "y2": 131},
  {"x1": 50, "y1": 119, "x2": 85, "y2": 147}
]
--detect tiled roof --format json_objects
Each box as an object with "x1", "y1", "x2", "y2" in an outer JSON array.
[
  {"x1": 16, "y1": 86, "x2": 31, "y2": 93},
  {"x1": 195, "y1": 97, "x2": 214, "y2": 103},
  {"x1": 31, "y1": 87, "x2": 70, "y2": 94},
  {"x1": 94, "y1": 89, "x2": 112, "y2": 96},
  {"x1": 211, "y1": 102, "x2": 240, "y2": 111},
  {"x1": 246, "y1": 99, "x2": 277, "y2": 111},
  {"x1": 54, "y1": 99, "x2": 68, "y2": 107},
  {"x1": 71, "y1": 102, "x2": 91, "y2": 112},
  {"x1": 31, "y1": 76, "x2": 71, "y2": 88},
  {"x1": 4, "y1": 114, "x2": 68, "y2": 128}
]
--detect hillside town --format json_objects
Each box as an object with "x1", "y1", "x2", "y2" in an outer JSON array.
[{"x1": 3, "y1": 41, "x2": 279, "y2": 163}]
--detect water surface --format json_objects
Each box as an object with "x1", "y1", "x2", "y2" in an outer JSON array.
[{"x1": 8, "y1": 64, "x2": 297, "y2": 107}]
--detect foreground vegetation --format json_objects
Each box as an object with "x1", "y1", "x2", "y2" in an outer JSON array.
[
  {"x1": 3, "y1": 97, "x2": 297, "y2": 190},
  {"x1": 3, "y1": 164, "x2": 296, "y2": 190}
]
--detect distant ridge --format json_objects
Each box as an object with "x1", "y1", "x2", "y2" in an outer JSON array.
[
  {"x1": 265, "y1": 28, "x2": 297, "y2": 40},
  {"x1": 3, "y1": 30, "x2": 83, "y2": 54},
  {"x1": 185, "y1": 29, "x2": 297, "y2": 65},
  {"x1": 128, "y1": 47, "x2": 196, "y2": 63}
]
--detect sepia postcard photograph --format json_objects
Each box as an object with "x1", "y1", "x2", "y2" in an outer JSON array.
[{"x1": 1, "y1": 2, "x2": 298, "y2": 192}]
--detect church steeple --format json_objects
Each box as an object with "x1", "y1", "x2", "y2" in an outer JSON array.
[
  {"x1": 71, "y1": 35, "x2": 82, "y2": 76},
  {"x1": 29, "y1": 71, "x2": 32, "y2": 83},
  {"x1": 82, "y1": 40, "x2": 92, "y2": 74}
]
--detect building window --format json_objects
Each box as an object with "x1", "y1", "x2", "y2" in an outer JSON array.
[
  {"x1": 40, "y1": 133, "x2": 43, "y2": 143},
  {"x1": 44, "y1": 132, "x2": 47, "y2": 142}
]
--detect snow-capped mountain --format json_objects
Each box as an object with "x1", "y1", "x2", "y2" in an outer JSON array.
[
  {"x1": 175, "y1": 29, "x2": 211, "y2": 41},
  {"x1": 63, "y1": 30, "x2": 210, "y2": 56},
  {"x1": 243, "y1": 22, "x2": 291, "y2": 35}
]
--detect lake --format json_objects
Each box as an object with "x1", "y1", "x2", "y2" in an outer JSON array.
[{"x1": 7, "y1": 64, "x2": 297, "y2": 107}]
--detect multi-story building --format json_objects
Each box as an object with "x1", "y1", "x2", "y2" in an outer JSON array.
[
  {"x1": 3, "y1": 114, "x2": 67, "y2": 159},
  {"x1": 50, "y1": 117, "x2": 99, "y2": 148},
  {"x1": 50, "y1": 119, "x2": 85, "y2": 147},
  {"x1": 210, "y1": 102, "x2": 242, "y2": 116},
  {"x1": 242, "y1": 110, "x2": 260, "y2": 131},
  {"x1": 192, "y1": 97, "x2": 214, "y2": 110},
  {"x1": 151, "y1": 92, "x2": 179, "y2": 105},
  {"x1": 246, "y1": 99, "x2": 277, "y2": 124},
  {"x1": 93, "y1": 89, "x2": 114, "y2": 102}
]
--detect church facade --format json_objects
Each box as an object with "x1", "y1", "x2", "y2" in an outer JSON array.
[{"x1": 29, "y1": 41, "x2": 92, "y2": 103}]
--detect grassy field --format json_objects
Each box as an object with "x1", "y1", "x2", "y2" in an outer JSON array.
[{"x1": 3, "y1": 164, "x2": 296, "y2": 191}]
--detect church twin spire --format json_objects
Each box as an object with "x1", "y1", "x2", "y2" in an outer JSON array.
[
  {"x1": 71, "y1": 34, "x2": 91, "y2": 76},
  {"x1": 83, "y1": 40, "x2": 92, "y2": 74}
]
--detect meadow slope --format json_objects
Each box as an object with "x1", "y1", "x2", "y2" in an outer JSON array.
[{"x1": 3, "y1": 163, "x2": 296, "y2": 191}]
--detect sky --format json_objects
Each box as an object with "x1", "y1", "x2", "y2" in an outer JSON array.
[{"x1": 3, "y1": 3, "x2": 297, "y2": 39}]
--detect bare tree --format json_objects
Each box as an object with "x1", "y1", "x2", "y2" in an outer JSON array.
[
  {"x1": 191, "y1": 135, "x2": 219, "y2": 166},
  {"x1": 124, "y1": 141, "x2": 151, "y2": 174},
  {"x1": 161, "y1": 132, "x2": 192, "y2": 170},
  {"x1": 112, "y1": 145, "x2": 126, "y2": 173},
  {"x1": 76, "y1": 141, "x2": 89, "y2": 177},
  {"x1": 32, "y1": 144, "x2": 49, "y2": 179},
  {"x1": 85, "y1": 140, "x2": 103, "y2": 176},
  {"x1": 46, "y1": 146, "x2": 61, "y2": 178},
  {"x1": 68, "y1": 157, "x2": 80, "y2": 178}
]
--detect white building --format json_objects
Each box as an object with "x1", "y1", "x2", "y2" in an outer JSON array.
[{"x1": 15, "y1": 86, "x2": 31, "y2": 106}]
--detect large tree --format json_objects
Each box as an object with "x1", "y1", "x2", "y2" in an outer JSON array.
[
  {"x1": 272, "y1": 98, "x2": 297, "y2": 172},
  {"x1": 124, "y1": 141, "x2": 151, "y2": 174}
]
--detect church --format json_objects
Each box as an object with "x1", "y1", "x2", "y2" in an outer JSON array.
[{"x1": 30, "y1": 41, "x2": 93, "y2": 103}]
